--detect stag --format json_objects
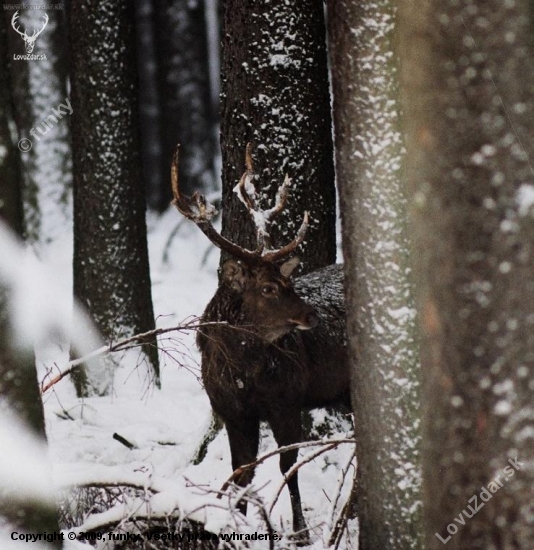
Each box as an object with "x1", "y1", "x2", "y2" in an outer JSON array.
[
  {"x1": 11, "y1": 10, "x2": 48, "y2": 54},
  {"x1": 171, "y1": 145, "x2": 349, "y2": 541}
]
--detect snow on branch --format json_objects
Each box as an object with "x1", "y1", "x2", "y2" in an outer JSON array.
[{"x1": 57, "y1": 438, "x2": 356, "y2": 539}]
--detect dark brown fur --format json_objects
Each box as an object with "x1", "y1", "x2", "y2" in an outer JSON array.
[{"x1": 197, "y1": 260, "x2": 348, "y2": 537}]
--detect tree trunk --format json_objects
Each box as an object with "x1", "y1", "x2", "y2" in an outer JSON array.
[
  {"x1": 328, "y1": 1, "x2": 423, "y2": 548},
  {"x1": 135, "y1": 0, "x2": 164, "y2": 211},
  {"x1": 154, "y1": 0, "x2": 217, "y2": 208},
  {"x1": 4, "y1": 6, "x2": 72, "y2": 245},
  {"x1": 69, "y1": 0, "x2": 159, "y2": 395},
  {"x1": 220, "y1": 0, "x2": 335, "y2": 274},
  {"x1": 0, "y1": 21, "x2": 23, "y2": 235},
  {"x1": 400, "y1": 0, "x2": 534, "y2": 548}
]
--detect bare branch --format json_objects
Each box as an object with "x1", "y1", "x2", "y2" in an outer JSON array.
[
  {"x1": 267, "y1": 442, "x2": 339, "y2": 514},
  {"x1": 40, "y1": 319, "x2": 227, "y2": 394},
  {"x1": 220, "y1": 438, "x2": 355, "y2": 493},
  {"x1": 328, "y1": 448, "x2": 357, "y2": 548}
]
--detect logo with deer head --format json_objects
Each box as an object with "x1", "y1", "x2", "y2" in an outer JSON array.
[{"x1": 11, "y1": 10, "x2": 48, "y2": 54}]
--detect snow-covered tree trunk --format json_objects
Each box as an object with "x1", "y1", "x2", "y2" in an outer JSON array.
[
  {"x1": 4, "y1": 7, "x2": 71, "y2": 245},
  {"x1": 69, "y1": 0, "x2": 159, "y2": 395},
  {"x1": 0, "y1": 22, "x2": 23, "y2": 236},
  {"x1": 220, "y1": 0, "x2": 336, "y2": 274},
  {"x1": 328, "y1": 1, "x2": 423, "y2": 548},
  {"x1": 154, "y1": 0, "x2": 217, "y2": 207},
  {"x1": 400, "y1": 0, "x2": 534, "y2": 548}
]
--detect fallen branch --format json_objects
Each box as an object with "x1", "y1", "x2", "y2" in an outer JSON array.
[{"x1": 113, "y1": 433, "x2": 136, "y2": 450}]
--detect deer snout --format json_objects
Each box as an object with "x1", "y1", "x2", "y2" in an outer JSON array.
[{"x1": 290, "y1": 311, "x2": 319, "y2": 330}]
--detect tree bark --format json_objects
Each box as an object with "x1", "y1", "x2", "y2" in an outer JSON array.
[
  {"x1": 220, "y1": 0, "x2": 335, "y2": 274},
  {"x1": 69, "y1": 0, "x2": 159, "y2": 395},
  {"x1": 329, "y1": 1, "x2": 423, "y2": 548},
  {"x1": 400, "y1": 0, "x2": 534, "y2": 548}
]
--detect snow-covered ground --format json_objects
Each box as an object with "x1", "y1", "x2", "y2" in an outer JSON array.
[{"x1": 30, "y1": 208, "x2": 355, "y2": 548}]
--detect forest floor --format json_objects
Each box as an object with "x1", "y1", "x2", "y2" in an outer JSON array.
[{"x1": 38, "y1": 208, "x2": 357, "y2": 549}]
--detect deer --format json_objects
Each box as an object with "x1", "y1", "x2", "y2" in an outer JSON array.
[
  {"x1": 171, "y1": 144, "x2": 349, "y2": 542},
  {"x1": 11, "y1": 11, "x2": 48, "y2": 54}
]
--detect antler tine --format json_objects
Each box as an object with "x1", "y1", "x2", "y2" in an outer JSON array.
[
  {"x1": 11, "y1": 11, "x2": 26, "y2": 37},
  {"x1": 234, "y1": 144, "x2": 307, "y2": 259},
  {"x1": 170, "y1": 144, "x2": 260, "y2": 264},
  {"x1": 237, "y1": 142, "x2": 257, "y2": 211},
  {"x1": 235, "y1": 142, "x2": 269, "y2": 252},
  {"x1": 33, "y1": 13, "x2": 48, "y2": 37},
  {"x1": 245, "y1": 141, "x2": 254, "y2": 171},
  {"x1": 171, "y1": 144, "x2": 198, "y2": 220},
  {"x1": 264, "y1": 173, "x2": 290, "y2": 222},
  {"x1": 170, "y1": 145, "x2": 182, "y2": 206},
  {"x1": 262, "y1": 211, "x2": 310, "y2": 263}
]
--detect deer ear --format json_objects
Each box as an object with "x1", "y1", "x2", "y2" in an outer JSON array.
[
  {"x1": 280, "y1": 256, "x2": 300, "y2": 278},
  {"x1": 221, "y1": 259, "x2": 248, "y2": 293}
]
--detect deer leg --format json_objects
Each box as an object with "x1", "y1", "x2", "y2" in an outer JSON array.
[
  {"x1": 225, "y1": 417, "x2": 260, "y2": 516},
  {"x1": 270, "y1": 412, "x2": 308, "y2": 540}
]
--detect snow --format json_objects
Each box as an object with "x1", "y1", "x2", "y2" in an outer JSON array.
[
  {"x1": 516, "y1": 183, "x2": 534, "y2": 216},
  {"x1": 0, "y1": 209, "x2": 355, "y2": 547},
  {"x1": 494, "y1": 400, "x2": 512, "y2": 416},
  {"x1": 0, "y1": 409, "x2": 56, "y2": 507}
]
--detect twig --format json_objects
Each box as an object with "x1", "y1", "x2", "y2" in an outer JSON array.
[
  {"x1": 162, "y1": 218, "x2": 188, "y2": 264},
  {"x1": 219, "y1": 438, "x2": 355, "y2": 493},
  {"x1": 246, "y1": 493, "x2": 276, "y2": 550},
  {"x1": 113, "y1": 433, "x2": 136, "y2": 450},
  {"x1": 329, "y1": 451, "x2": 358, "y2": 549},
  {"x1": 267, "y1": 442, "x2": 339, "y2": 514},
  {"x1": 40, "y1": 319, "x2": 226, "y2": 394},
  {"x1": 328, "y1": 449, "x2": 356, "y2": 534}
]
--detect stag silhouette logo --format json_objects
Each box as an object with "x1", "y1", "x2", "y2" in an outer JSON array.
[{"x1": 11, "y1": 11, "x2": 48, "y2": 54}]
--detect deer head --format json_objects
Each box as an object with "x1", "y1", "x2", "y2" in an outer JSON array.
[
  {"x1": 219, "y1": 257, "x2": 318, "y2": 341},
  {"x1": 171, "y1": 143, "x2": 316, "y2": 342},
  {"x1": 11, "y1": 11, "x2": 48, "y2": 54}
]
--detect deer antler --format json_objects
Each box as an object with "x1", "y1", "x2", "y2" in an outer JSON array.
[
  {"x1": 171, "y1": 143, "x2": 309, "y2": 264},
  {"x1": 11, "y1": 11, "x2": 27, "y2": 38},
  {"x1": 171, "y1": 146, "x2": 261, "y2": 264},
  {"x1": 11, "y1": 11, "x2": 48, "y2": 53},
  {"x1": 31, "y1": 13, "x2": 48, "y2": 39},
  {"x1": 235, "y1": 143, "x2": 293, "y2": 252}
]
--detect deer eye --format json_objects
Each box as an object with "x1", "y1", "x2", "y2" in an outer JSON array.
[{"x1": 262, "y1": 284, "x2": 278, "y2": 296}]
